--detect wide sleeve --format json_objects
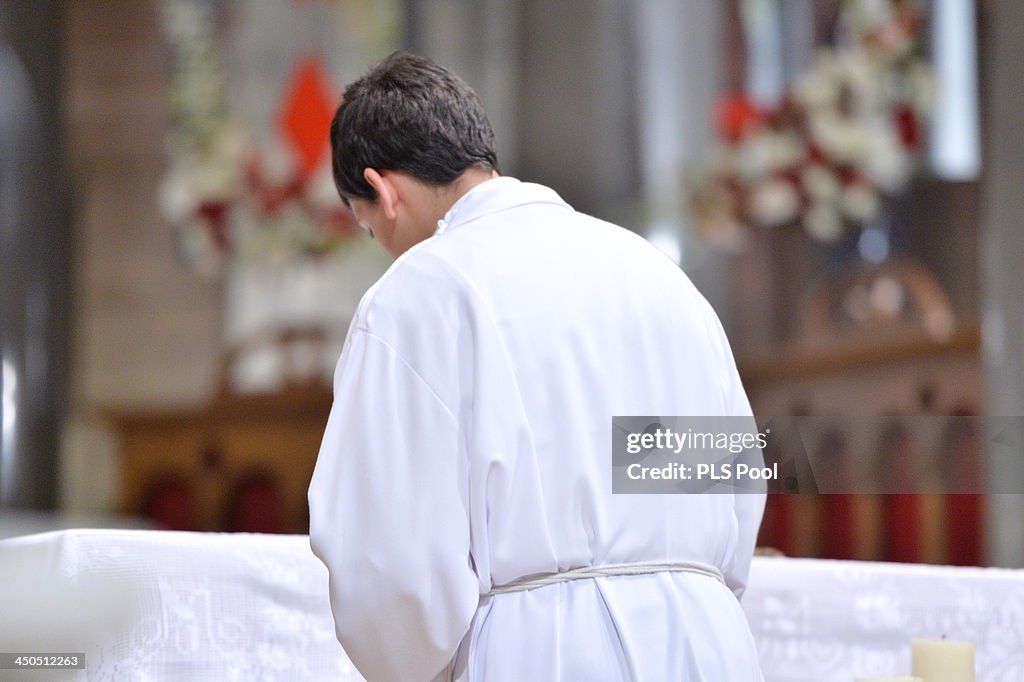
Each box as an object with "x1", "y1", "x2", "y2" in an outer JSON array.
[
  {"x1": 723, "y1": 368, "x2": 765, "y2": 601},
  {"x1": 709, "y1": 309, "x2": 766, "y2": 601},
  {"x1": 308, "y1": 327, "x2": 479, "y2": 682},
  {"x1": 726, "y1": 478, "x2": 766, "y2": 600}
]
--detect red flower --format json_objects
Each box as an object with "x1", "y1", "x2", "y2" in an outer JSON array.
[
  {"x1": 716, "y1": 93, "x2": 764, "y2": 142},
  {"x1": 895, "y1": 106, "x2": 921, "y2": 149},
  {"x1": 197, "y1": 201, "x2": 231, "y2": 250}
]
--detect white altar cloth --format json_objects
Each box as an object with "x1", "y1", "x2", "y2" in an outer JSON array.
[
  {"x1": 1, "y1": 529, "x2": 1022, "y2": 681},
  {"x1": 0, "y1": 529, "x2": 358, "y2": 681},
  {"x1": 744, "y1": 555, "x2": 1024, "y2": 682}
]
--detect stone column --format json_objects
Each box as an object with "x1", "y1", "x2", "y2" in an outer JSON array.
[
  {"x1": 0, "y1": 2, "x2": 71, "y2": 509},
  {"x1": 513, "y1": 0, "x2": 641, "y2": 215},
  {"x1": 405, "y1": 0, "x2": 522, "y2": 175},
  {"x1": 980, "y1": 0, "x2": 1024, "y2": 567},
  {"x1": 632, "y1": 0, "x2": 728, "y2": 311}
]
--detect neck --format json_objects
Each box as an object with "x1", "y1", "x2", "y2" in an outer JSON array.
[
  {"x1": 430, "y1": 167, "x2": 499, "y2": 223},
  {"x1": 385, "y1": 167, "x2": 500, "y2": 258}
]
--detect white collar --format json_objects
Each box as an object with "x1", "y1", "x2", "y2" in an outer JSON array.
[{"x1": 433, "y1": 176, "x2": 571, "y2": 237}]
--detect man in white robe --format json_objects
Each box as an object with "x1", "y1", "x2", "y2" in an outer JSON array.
[{"x1": 309, "y1": 51, "x2": 765, "y2": 681}]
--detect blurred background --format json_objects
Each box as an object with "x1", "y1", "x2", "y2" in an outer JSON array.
[{"x1": 1, "y1": 0, "x2": 1021, "y2": 567}]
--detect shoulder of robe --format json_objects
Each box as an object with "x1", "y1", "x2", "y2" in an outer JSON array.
[{"x1": 351, "y1": 248, "x2": 478, "y2": 346}]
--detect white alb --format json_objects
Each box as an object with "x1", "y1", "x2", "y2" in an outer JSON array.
[{"x1": 308, "y1": 176, "x2": 766, "y2": 681}]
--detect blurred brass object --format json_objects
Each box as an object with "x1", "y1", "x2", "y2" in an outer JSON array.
[{"x1": 801, "y1": 258, "x2": 956, "y2": 344}]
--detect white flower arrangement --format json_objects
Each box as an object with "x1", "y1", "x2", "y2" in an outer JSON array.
[
  {"x1": 158, "y1": 0, "x2": 359, "y2": 279},
  {"x1": 691, "y1": 0, "x2": 933, "y2": 249}
]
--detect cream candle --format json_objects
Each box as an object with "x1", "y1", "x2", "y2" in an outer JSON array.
[{"x1": 911, "y1": 638, "x2": 975, "y2": 682}]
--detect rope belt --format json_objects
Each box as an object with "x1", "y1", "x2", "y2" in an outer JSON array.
[
  {"x1": 445, "y1": 561, "x2": 725, "y2": 680},
  {"x1": 486, "y1": 559, "x2": 725, "y2": 596}
]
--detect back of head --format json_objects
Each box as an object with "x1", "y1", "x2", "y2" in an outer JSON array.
[{"x1": 330, "y1": 51, "x2": 499, "y2": 202}]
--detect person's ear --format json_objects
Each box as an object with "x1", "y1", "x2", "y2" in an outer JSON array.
[{"x1": 363, "y1": 168, "x2": 399, "y2": 220}]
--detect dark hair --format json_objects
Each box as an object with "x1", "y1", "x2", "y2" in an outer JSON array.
[{"x1": 330, "y1": 51, "x2": 499, "y2": 202}]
